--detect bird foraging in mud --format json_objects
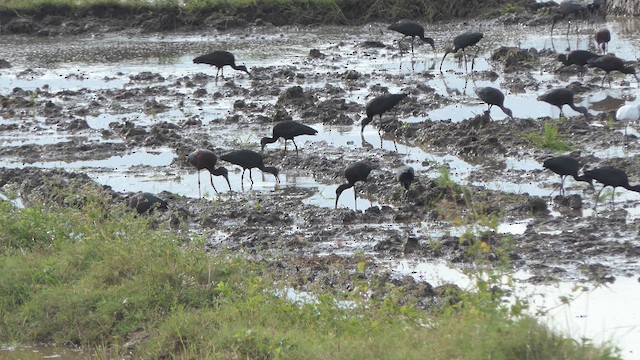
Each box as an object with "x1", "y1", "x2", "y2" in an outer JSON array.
[
  {"x1": 543, "y1": 155, "x2": 592, "y2": 197},
  {"x1": 537, "y1": 88, "x2": 589, "y2": 118},
  {"x1": 616, "y1": 103, "x2": 640, "y2": 140},
  {"x1": 127, "y1": 192, "x2": 168, "y2": 214},
  {"x1": 261, "y1": 120, "x2": 318, "y2": 155},
  {"x1": 475, "y1": 87, "x2": 513, "y2": 120},
  {"x1": 362, "y1": 93, "x2": 408, "y2": 132},
  {"x1": 193, "y1": 50, "x2": 251, "y2": 80},
  {"x1": 583, "y1": 167, "x2": 640, "y2": 210},
  {"x1": 439, "y1": 32, "x2": 483, "y2": 73},
  {"x1": 187, "y1": 149, "x2": 231, "y2": 197},
  {"x1": 556, "y1": 50, "x2": 599, "y2": 72},
  {"x1": 387, "y1": 21, "x2": 435, "y2": 54},
  {"x1": 396, "y1": 166, "x2": 415, "y2": 198},
  {"x1": 220, "y1": 149, "x2": 279, "y2": 191},
  {"x1": 595, "y1": 28, "x2": 611, "y2": 54},
  {"x1": 586, "y1": 55, "x2": 640, "y2": 87},
  {"x1": 335, "y1": 161, "x2": 373, "y2": 210}
]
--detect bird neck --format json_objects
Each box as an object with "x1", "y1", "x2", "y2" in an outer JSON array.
[
  {"x1": 336, "y1": 183, "x2": 354, "y2": 197},
  {"x1": 210, "y1": 167, "x2": 227, "y2": 177},
  {"x1": 625, "y1": 184, "x2": 640, "y2": 193},
  {"x1": 261, "y1": 136, "x2": 278, "y2": 145}
]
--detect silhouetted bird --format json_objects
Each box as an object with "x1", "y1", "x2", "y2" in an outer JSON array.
[
  {"x1": 362, "y1": 93, "x2": 408, "y2": 132},
  {"x1": 587, "y1": 55, "x2": 639, "y2": 87},
  {"x1": 261, "y1": 120, "x2": 318, "y2": 155},
  {"x1": 616, "y1": 103, "x2": 640, "y2": 139},
  {"x1": 537, "y1": 88, "x2": 589, "y2": 118},
  {"x1": 584, "y1": 167, "x2": 640, "y2": 209},
  {"x1": 187, "y1": 149, "x2": 231, "y2": 197},
  {"x1": 551, "y1": 1, "x2": 588, "y2": 37},
  {"x1": 396, "y1": 166, "x2": 415, "y2": 199},
  {"x1": 440, "y1": 32, "x2": 484, "y2": 72},
  {"x1": 193, "y1": 50, "x2": 251, "y2": 80},
  {"x1": 387, "y1": 21, "x2": 435, "y2": 54},
  {"x1": 556, "y1": 50, "x2": 599, "y2": 69},
  {"x1": 475, "y1": 87, "x2": 514, "y2": 119},
  {"x1": 220, "y1": 150, "x2": 279, "y2": 190},
  {"x1": 335, "y1": 161, "x2": 373, "y2": 209},
  {"x1": 595, "y1": 28, "x2": 610, "y2": 53},
  {"x1": 127, "y1": 192, "x2": 168, "y2": 214},
  {"x1": 543, "y1": 155, "x2": 592, "y2": 197}
]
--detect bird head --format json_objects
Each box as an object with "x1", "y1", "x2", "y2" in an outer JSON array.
[
  {"x1": 260, "y1": 137, "x2": 269, "y2": 152},
  {"x1": 237, "y1": 65, "x2": 251, "y2": 77},
  {"x1": 360, "y1": 117, "x2": 373, "y2": 133},
  {"x1": 503, "y1": 107, "x2": 514, "y2": 120},
  {"x1": 556, "y1": 54, "x2": 567, "y2": 64},
  {"x1": 423, "y1": 37, "x2": 435, "y2": 50}
]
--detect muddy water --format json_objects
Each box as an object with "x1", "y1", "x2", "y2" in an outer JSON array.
[{"x1": 2, "y1": 17, "x2": 640, "y2": 358}]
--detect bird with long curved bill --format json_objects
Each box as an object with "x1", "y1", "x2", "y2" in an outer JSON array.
[
  {"x1": 187, "y1": 149, "x2": 231, "y2": 197},
  {"x1": 261, "y1": 120, "x2": 318, "y2": 155},
  {"x1": 584, "y1": 167, "x2": 640, "y2": 210},
  {"x1": 220, "y1": 150, "x2": 279, "y2": 191},
  {"x1": 335, "y1": 161, "x2": 373, "y2": 210},
  {"x1": 193, "y1": 50, "x2": 251, "y2": 81}
]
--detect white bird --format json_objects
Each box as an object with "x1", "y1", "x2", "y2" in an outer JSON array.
[{"x1": 616, "y1": 103, "x2": 640, "y2": 140}]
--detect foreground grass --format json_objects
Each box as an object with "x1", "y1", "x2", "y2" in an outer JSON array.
[{"x1": 0, "y1": 196, "x2": 619, "y2": 359}]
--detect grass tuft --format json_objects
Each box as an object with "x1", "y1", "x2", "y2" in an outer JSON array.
[{"x1": 525, "y1": 121, "x2": 572, "y2": 151}]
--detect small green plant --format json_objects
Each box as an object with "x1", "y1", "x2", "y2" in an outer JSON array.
[
  {"x1": 525, "y1": 121, "x2": 572, "y2": 151},
  {"x1": 500, "y1": 3, "x2": 525, "y2": 14},
  {"x1": 435, "y1": 166, "x2": 457, "y2": 189}
]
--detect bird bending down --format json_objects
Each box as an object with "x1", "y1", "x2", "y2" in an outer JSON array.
[
  {"x1": 616, "y1": 103, "x2": 640, "y2": 141},
  {"x1": 387, "y1": 21, "x2": 435, "y2": 54},
  {"x1": 187, "y1": 149, "x2": 231, "y2": 197},
  {"x1": 537, "y1": 88, "x2": 589, "y2": 118},
  {"x1": 220, "y1": 150, "x2": 279, "y2": 191},
  {"x1": 551, "y1": 1, "x2": 588, "y2": 37},
  {"x1": 127, "y1": 192, "x2": 168, "y2": 214},
  {"x1": 583, "y1": 167, "x2": 640, "y2": 210},
  {"x1": 595, "y1": 28, "x2": 611, "y2": 54},
  {"x1": 362, "y1": 93, "x2": 408, "y2": 132},
  {"x1": 475, "y1": 87, "x2": 513, "y2": 119},
  {"x1": 261, "y1": 120, "x2": 318, "y2": 155},
  {"x1": 396, "y1": 166, "x2": 415, "y2": 199},
  {"x1": 543, "y1": 155, "x2": 592, "y2": 197},
  {"x1": 587, "y1": 55, "x2": 640, "y2": 87},
  {"x1": 439, "y1": 32, "x2": 484, "y2": 72},
  {"x1": 556, "y1": 50, "x2": 599, "y2": 73},
  {"x1": 193, "y1": 50, "x2": 251, "y2": 80},
  {"x1": 335, "y1": 161, "x2": 373, "y2": 210}
]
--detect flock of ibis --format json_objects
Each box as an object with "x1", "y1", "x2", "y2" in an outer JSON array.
[{"x1": 162, "y1": 2, "x2": 640, "y2": 214}]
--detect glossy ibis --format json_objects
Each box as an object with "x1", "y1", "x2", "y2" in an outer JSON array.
[
  {"x1": 127, "y1": 192, "x2": 168, "y2": 214},
  {"x1": 584, "y1": 167, "x2": 640, "y2": 209},
  {"x1": 362, "y1": 93, "x2": 408, "y2": 132},
  {"x1": 551, "y1": 1, "x2": 588, "y2": 37},
  {"x1": 187, "y1": 149, "x2": 231, "y2": 197},
  {"x1": 220, "y1": 149, "x2": 279, "y2": 190},
  {"x1": 537, "y1": 88, "x2": 589, "y2": 118},
  {"x1": 439, "y1": 32, "x2": 484, "y2": 72},
  {"x1": 397, "y1": 166, "x2": 415, "y2": 199},
  {"x1": 556, "y1": 50, "x2": 599, "y2": 70},
  {"x1": 475, "y1": 87, "x2": 514, "y2": 119},
  {"x1": 616, "y1": 103, "x2": 640, "y2": 139},
  {"x1": 335, "y1": 161, "x2": 373, "y2": 209},
  {"x1": 595, "y1": 28, "x2": 611, "y2": 53},
  {"x1": 387, "y1": 21, "x2": 435, "y2": 54},
  {"x1": 543, "y1": 155, "x2": 592, "y2": 197},
  {"x1": 193, "y1": 50, "x2": 251, "y2": 80},
  {"x1": 587, "y1": 55, "x2": 639, "y2": 87},
  {"x1": 261, "y1": 120, "x2": 318, "y2": 155}
]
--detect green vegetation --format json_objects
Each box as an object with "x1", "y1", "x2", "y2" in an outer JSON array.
[
  {"x1": 525, "y1": 121, "x2": 572, "y2": 151},
  {"x1": 0, "y1": 191, "x2": 619, "y2": 359},
  {"x1": 0, "y1": 0, "x2": 532, "y2": 24}
]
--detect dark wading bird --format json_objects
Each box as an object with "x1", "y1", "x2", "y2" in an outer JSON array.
[
  {"x1": 220, "y1": 150, "x2": 279, "y2": 190},
  {"x1": 595, "y1": 28, "x2": 611, "y2": 53},
  {"x1": 551, "y1": 1, "x2": 588, "y2": 37},
  {"x1": 261, "y1": 120, "x2": 318, "y2": 155},
  {"x1": 537, "y1": 88, "x2": 589, "y2": 118},
  {"x1": 475, "y1": 87, "x2": 514, "y2": 119},
  {"x1": 587, "y1": 55, "x2": 640, "y2": 87},
  {"x1": 127, "y1": 192, "x2": 168, "y2": 214},
  {"x1": 439, "y1": 32, "x2": 484, "y2": 73},
  {"x1": 387, "y1": 21, "x2": 435, "y2": 54},
  {"x1": 556, "y1": 50, "x2": 599, "y2": 72},
  {"x1": 193, "y1": 50, "x2": 251, "y2": 80},
  {"x1": 543, "y1": 155, "x2": 592, "y2": 197},
  {"x1": 583, "y1": 167, "x2": 640, "y2": 210},
  {"x1": 187, "y1": 149, "x2": 231, "y2": 197},
  {"x1": 335, "y1": 161, "x2": 373, "y2": 210},
  {"x1": 362, "y1": 93, "x2": 409, "y2": 132},
  {"x1": 396, "y1": 166, "x2": 415, "y2": 198}
]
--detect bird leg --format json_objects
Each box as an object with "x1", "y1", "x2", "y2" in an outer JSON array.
[
  {"x1": 353, "y1": 185, "x2": 358, "y2": 211},
  {"x1": 241, "y1": 169, "x2": 246, "y2": 192},
  {"x1": 560, "y1": 175, "x2": 567, "y2": 197},
  {"x1": 410, "y1": 37, "x2": 415, "y2": 54},
  {"x1": 292, "y1": 139, "x2": 299, "y2": 156},
  {"x1": 471, "y1": 46, "x2": 481, "y2": 72},
  {"x1": 249, "y1": 169, "x2": 254, "y2": 186},
  {"x1": 197, "y1": 170, "x2": 202, "y2": 198},
  {"x1": 593, "y1": 185, "x2": 606, "y2": 210}
]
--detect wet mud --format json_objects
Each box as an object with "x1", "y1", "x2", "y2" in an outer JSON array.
[{"x1": 1, "y1": 10, "x2": 640, "y2": 314}]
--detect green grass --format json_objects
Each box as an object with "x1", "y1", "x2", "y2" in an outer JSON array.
[
  {"x1": 525, "y1": 121, "x2": 572, "y2": 151},
  {"x1": 0, "y1": 193, "x2": 620, "y2": 359}
]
